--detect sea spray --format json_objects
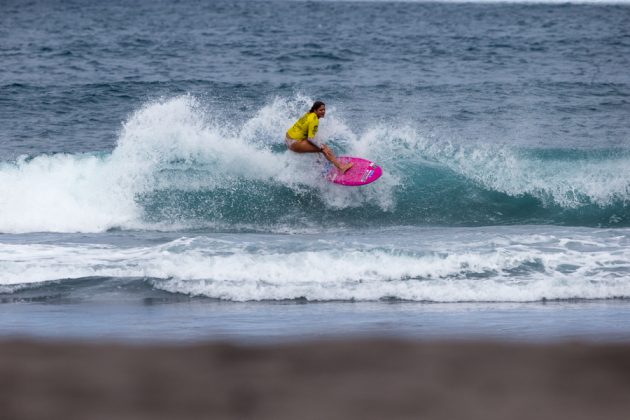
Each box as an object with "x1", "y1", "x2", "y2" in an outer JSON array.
[
  {"x1": 0, "y1": 153, "x2": 139, "y2": 233},
  {"x1": 1, "y1": 95, "x2": 629, "y2": 234}
]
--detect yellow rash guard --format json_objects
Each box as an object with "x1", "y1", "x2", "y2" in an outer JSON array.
[{"x1": 286, "y1": 112, "x2": 319, "y2": 141}]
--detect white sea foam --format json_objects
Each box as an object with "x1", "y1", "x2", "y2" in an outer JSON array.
[
  {"x1": 2, "y1": 228, "x2": 629, "y2": 302},
  {"x1": 0, "y1": 153, "x2": 140, "y2": 233},
  {"x1": 0, "y1": 95, "x2": 399, "y2": 233},
  {"x1": 1, "y1": 95, "x2": 629, "y2": 233},
  {"x1": 360, "y1": 122, "x2": 630, "y2": 208},
  {"x1": 441, "y1": 145, "x2": 630, "y2": 208}
]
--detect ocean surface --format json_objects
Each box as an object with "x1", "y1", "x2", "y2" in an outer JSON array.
[{"x1": 2, "y1": 0, "x2": 630, "y2": 342}]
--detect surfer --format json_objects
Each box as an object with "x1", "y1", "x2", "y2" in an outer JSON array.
[{"x1": 285, "y1": 101, "x2": 353, "y2": 173}]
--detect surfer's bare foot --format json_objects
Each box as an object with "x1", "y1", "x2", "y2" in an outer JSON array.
[{"x1": 339, "y1": 162, "x2": 353, "y2": 174}]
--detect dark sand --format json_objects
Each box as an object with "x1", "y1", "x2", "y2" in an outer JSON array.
[{"x1": 2, "y1": 339, "x2": 630, "y2": 420}]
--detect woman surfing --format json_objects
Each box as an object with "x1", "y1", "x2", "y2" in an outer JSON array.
[{"x1": 285, "y1": 101, "x2": 353, "y2": 173}]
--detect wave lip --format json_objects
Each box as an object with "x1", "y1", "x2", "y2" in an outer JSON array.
[
  {"x1": 0, "y1": 153, "x2": 140, "y2": 233},
  {"x1": 1, "y1": 95, "x2": 630, "y2": 234}
]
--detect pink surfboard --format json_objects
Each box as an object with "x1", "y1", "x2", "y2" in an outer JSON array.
[{"x1": 326, "y1": 156, "x2": 383, "y2": 186}]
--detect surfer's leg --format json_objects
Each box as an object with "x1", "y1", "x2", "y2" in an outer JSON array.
[
  {"x1": 286, "y1": 137, "x2": 353, "y2": 173},
  {"x1": 321, "y1": 145, "x2": 353, "y2": 174},
  {"x1": 286, "y1": 137, "x2": 321, "y2": 153}
]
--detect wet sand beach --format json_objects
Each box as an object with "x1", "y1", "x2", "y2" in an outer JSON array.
[{"x1": 2, "y1": 338, "x2": 630, "y2": 420}]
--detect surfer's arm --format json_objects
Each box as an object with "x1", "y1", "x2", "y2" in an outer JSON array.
[
  {"x1": 306, "y1": 136, "x2": 334, "y2": 158},
  {"x1": 306, "y1": 138, "x2": 324, "y2": 153},
  {"x1": 320, "y1": 144, "x2": 333, "y2": 158},
  {"x1": 319, "y1": 144, "x2": 353, "y2": 173},
  {"x1": 307, "y1": 141, "x2": 337, "y2": 165}
]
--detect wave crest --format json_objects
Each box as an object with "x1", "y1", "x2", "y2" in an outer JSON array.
[{"x1": 1, "y1": 95, "x2": 629, "y2": 233}]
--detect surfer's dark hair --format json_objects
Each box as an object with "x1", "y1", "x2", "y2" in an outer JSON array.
[{"x1": 309, "y1": 101, "x2": 325, "y2": 113}]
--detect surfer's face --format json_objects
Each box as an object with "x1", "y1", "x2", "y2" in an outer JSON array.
[{"x1": 314, "y1": 105, "x2": 326, "y2": 119}]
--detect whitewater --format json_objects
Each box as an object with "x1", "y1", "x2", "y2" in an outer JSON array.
[
  {"x1": 1, "y1": 95, "x2": 629, "y2": 234},
  {"x1": 1, "y1": 95, "x2": 629, "y2": 303}
]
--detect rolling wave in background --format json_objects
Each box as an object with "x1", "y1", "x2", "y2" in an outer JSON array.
[
  {"x1": 2, "y1": 227, "x2": 629, "y2": 302},
  {"x1": 1, "y1": 94, "x2": 629, "y2": 234}
]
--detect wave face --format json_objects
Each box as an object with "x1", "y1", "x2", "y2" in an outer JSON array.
[{"x1": 1, "y1": 95, "x2": 629, "y2": 234}]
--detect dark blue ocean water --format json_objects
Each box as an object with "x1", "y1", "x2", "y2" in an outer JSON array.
[{"x1": 2, "y1": 0, "x2": 630, "y2": 341}]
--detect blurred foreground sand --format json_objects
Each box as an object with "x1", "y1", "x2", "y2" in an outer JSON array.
[{"x1": 2, "y1": 339, "x2": 630, "y2": 420}]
